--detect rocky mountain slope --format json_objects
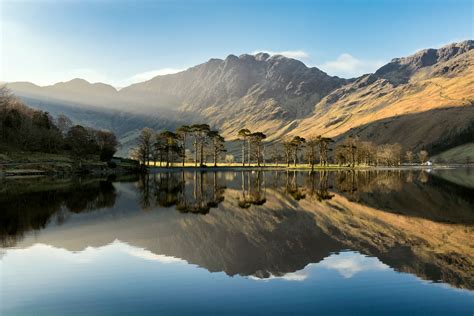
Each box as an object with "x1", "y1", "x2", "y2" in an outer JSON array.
[
  {"x1": 6, "y1": 40, "x2": 473, "y2": 155},
  {"x1": 292, "y1": 40, "x2": 474, "y2": 153}
]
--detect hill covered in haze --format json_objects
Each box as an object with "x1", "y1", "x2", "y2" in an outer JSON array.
[{"x1": 7, "y1": 40, "x2": 474, "y2": 157}]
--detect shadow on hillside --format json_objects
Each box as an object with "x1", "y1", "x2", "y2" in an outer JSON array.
[{"x1": 334, "y1": 105, "x2": 474, "y2": 155}]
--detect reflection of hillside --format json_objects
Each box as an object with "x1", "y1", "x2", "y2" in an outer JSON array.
[
  {"x1": 298, "y1": 193, "x2": 474, "y2": 290},
  {"x1": 1, "y1": 169, "x2": 473, "y2": 290},
  {"x1": 13, "y1": 185, "x2": 342, "y2": 279},
  {"x1": 332, "y1": 170, "x2": 474, "y2": 224},
  {"x1": 0, "y1": 177, "x2": 118, "y2": 247}
]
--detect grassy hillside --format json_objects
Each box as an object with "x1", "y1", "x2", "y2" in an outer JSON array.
[
  {"x1": 291, "y1": 49, "x2": 474, "y2": 154},
  {"x1": 432, "y1": 143, "x2": 474, "y2": 164}
]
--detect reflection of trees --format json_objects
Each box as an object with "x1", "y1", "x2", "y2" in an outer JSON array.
[
  {"x1": 0, "y1": 179, "x2": 117, "y2": 247},
  {"x1": 238, "y1": 171, "x2": 266, "y2": 208},
  {"x1": 137, "y1": 171, "x2": 226, "y2": 214},
  {"x1": 285, "y1": 171, "x2": 306, "y2": 201},
  {"x1": 178, "y1": 171, "x2": 226, "y2": 214},
  {"x1": 66, "y1": 180, "x2": 117, "y2": 212},
  {"x1": 333, "y1": 170, "x2": 406, "y2": 201},
  {"x1": 306, "y1": 171, "x2": 334, "y2": 201}
]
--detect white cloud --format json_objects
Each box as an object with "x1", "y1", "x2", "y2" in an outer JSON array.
[
  {"x1": 123, "y1": 246, "x2": 185, "y2": 264},
  {"x1": 248, "y1": 251, "x2": 389, "y2": 282},
  {"x1": 318, "y1": 54, "x2": 385, "y2": 78},
  {"x1": 252, "y1": 50, "x2": 310, "y2": 60},
  {"x1": 248, "y1": 269, "x2": 309, "y2": 282},
  {"x1": 319, "y1": 252, "x2": 388, "y2": 278}
]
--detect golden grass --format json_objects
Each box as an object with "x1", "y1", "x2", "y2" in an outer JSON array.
[{"x1": 292, "y1": 56, "x2": 474, "y2": 140}]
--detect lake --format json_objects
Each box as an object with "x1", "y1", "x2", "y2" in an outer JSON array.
[{"x1": 1, "y1": 168, "x2": 473, "y2": 315}]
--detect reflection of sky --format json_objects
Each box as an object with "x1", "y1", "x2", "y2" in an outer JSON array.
[
  {"x1": 1, "y1": 242, "x2": 473, "y2": 316},
  {"x1": 250, "y1": 252, "x2": 389, "y2": 282}
]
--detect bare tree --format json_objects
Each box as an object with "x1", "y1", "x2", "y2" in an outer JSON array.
[
  {"x1": 208, "y1": 130, "x2": 226, "y2": 167},
  {"x1": 305, "y1": 137, "x2": 318, "y2": 171},
  {"x1": 191, "y1": 124, "x2": 210, "y2": 166},
  {"x1": 176, "y1": 125, "x2": 191, "y2": 166},
  {"x1": 238, "y1": 128, "x2": 251, "y2": 166},
  {"x1": 133, "y1": 127, "x2": 154, "y2": 166},
  {"x1": 282, "y1": 140, "x2": 293, "y2": 167}
]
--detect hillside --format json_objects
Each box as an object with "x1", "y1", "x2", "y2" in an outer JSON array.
[
  {"x1": 432, "y1": 143, "x2": 474, "y2": 164},
  {"x1": 6, "y1": 40, "x2": 474, "y2": 156},
  {"x1": 292, "y1": 41, "x2": 474, "y2": 152}
]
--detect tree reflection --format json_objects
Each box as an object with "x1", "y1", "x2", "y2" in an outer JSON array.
[
  {"x1": 0, "y1": 178, "x2": 117, "y2": 247},
  {"x1": 306, "y1": 171, "x2": 334, "y2": 201},
  {"x1": 137, "y1": 171, "x2": 226, "y2": 214},
  {"x1": 285, "y1": 171, "x2": 306, "y2": 201},
  {"x1": 238, "y1": 171, "x2": 266, "y2": 208}
]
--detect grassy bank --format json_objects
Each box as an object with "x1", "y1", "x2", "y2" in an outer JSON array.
[{"x1": 0, "y1": 151, "x2": 140, "y2": 177}]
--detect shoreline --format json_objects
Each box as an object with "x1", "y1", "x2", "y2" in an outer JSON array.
[
  {"x1": 2, "y1": 161, "x2": 469, "y2": 178},
  {"x1": 148, "y1": 164, "x2": 462, "y2": 172}
]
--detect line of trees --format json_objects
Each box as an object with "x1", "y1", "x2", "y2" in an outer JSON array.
[
  {"x1": 132, "y1": 122, "x2": 430, "y2": 168},
  {"x1": 131, "y1": 124, "x2": 226, "y2": 167},
  {"x1": 0, "y1": 87, "x2": 118, "y2": 161}
]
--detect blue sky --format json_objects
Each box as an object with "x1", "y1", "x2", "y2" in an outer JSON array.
[{"x1": 1, "y1": 0, "x2": 472, "y2": 87}]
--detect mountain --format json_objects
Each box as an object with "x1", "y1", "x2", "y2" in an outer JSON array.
[
  {"x1": 292, "y1": 40, "x2": 474, "y2": 153},
  {"x1": 120, "y1": 53, "x2": 347, "y2": 137},
  {"x1": 6, "y1": 40, "x2": 474, "y2": 156}
]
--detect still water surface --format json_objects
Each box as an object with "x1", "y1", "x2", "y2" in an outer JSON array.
[{"x1": 1, "y1": 168, "x2": 473, "y2": 315}]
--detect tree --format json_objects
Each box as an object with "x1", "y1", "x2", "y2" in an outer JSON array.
[
  {"x1": 96, "y1": 130, "x2": 119, "y2": 161},
  {"x1": 176, "y1": 125, "x2": 191, "y2": 166},
  {"x1": 65, "y1": 125, "x2": 99, "y2": 164},
  {"x1": 359, "y1": 141, "x2": 377, "y2": 165},
  {"x1": 282, "y1": 140, "x2": 293, "y2": 167},
  {"x1": 305, "y1": 137, "x2": 318, "y2": 171},
  {"x1": 267, "y1": 143, "x2": 283, "y2": 166},
  {"x1": 319, "y1": 136, "x2": 334, "y2": 166},
  {"x1": 250, "y1": 132, "x2": 266, "y2": 166},
  {"x1": 158, "y1": 131, "x2": 180, "y2": 167},
  {"x1": 56, "y1": 114, "x2": 72, "y2": 136},
  {"x1": 208, "y1": 130, "x2": 226, "y2": 167},
  {"x1": 339, "y1": 136, "x2": 358, "y2": 167},
  {"x1": 238, "y1": 128, "x2": 251, "y2": 166},
  {"x1": 191, "y1": 124, "x2": 211, "y2": 166},
  {"x1": 290, "y1": 136, "x2": 306, "y2": 166},
  {"x1": 418, "y1": 150, "x2": 429, "y2": 164},
  {"x1": 134, "y1": 127, "x2": 154, "y2": 166}
]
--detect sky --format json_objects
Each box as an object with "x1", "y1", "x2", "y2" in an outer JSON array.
[{"x1": 0, "y1": 0, "x2": 472, "y2": 87}]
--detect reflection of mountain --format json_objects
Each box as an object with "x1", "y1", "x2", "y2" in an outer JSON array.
[
  {"x1": 331, "y1": 170, "x2": 474, "y2": 224},
  {"x1": 1, "y1": 170, "x2": 473, "y2": 289}
]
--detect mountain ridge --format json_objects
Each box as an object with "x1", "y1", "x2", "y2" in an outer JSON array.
[{"x1": 6, "y1": 40, "x2": 474, "y2": 156}]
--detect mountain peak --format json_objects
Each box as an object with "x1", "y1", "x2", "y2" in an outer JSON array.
[
  {"x1": 254, "y1": 52, "x2": 270, "y2": 61},
  {"x1": 375, "y1": 40, "x2": 473, "y2": 84}
]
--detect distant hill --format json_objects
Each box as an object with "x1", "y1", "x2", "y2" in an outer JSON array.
[{"x1": 7, "y1": 40, "x2": 474, "y2": 156}]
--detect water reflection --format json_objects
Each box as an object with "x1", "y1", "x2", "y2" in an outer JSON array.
[
  {"x1": 1, "y1": 169, "x2": 473, "y2": 291},
  {"x1": 137, "y1": 171, "x2": 226, "y2": 213}
]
